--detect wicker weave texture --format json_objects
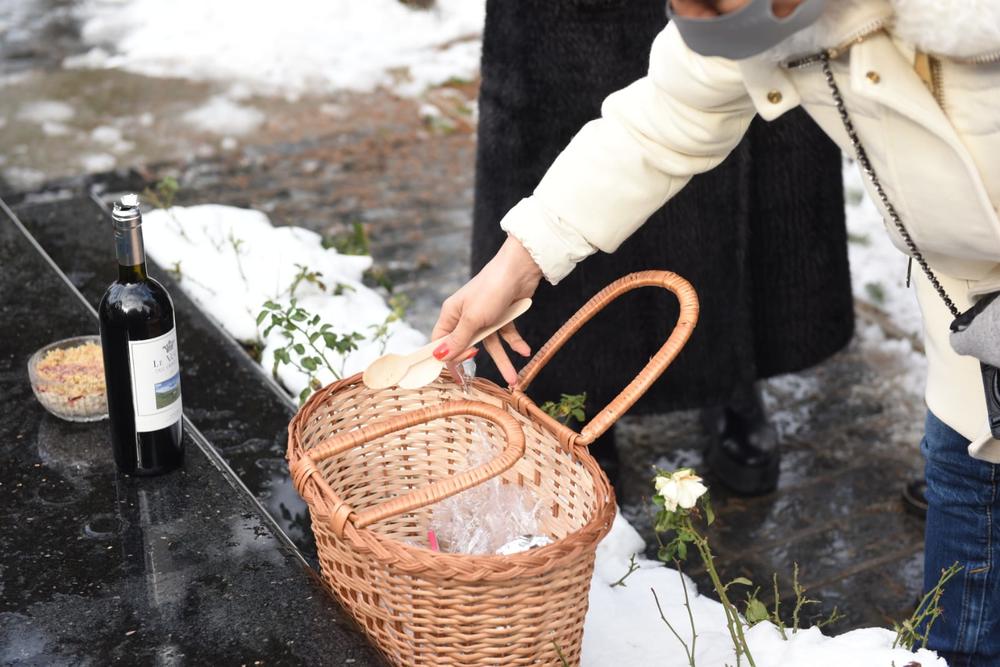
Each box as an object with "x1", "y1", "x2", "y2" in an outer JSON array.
[{"x1": 287, "y1": 271, "x2": 698, "y2": 666}]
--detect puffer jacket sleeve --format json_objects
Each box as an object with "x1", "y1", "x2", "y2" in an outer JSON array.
[{"x1": 500, "y1": 22, "x2": 757, "y2": 284}]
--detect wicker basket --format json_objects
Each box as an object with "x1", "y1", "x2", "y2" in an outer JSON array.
[{"x1": 287, "y1": 271, "x2": 698, "y2": 666}]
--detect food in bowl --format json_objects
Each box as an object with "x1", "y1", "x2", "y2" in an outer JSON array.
[{"x1": 28, "y1": 336, "x2": 109, "y2": 422}]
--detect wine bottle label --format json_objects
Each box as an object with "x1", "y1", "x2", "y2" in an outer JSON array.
[{"x1": 127, "y1": 326, "x2": 183, "y2": 432}]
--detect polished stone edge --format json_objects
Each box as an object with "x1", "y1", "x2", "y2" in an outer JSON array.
[{"x1": 1, "y1": 195, "x2": 309, "y2": 569}]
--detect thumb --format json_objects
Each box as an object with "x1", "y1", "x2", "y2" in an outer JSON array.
[{"x1": 435, "y1": 310, "x2": 485, "y2": 362}]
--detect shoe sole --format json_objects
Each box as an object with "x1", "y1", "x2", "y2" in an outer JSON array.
[{"x1": 704, "y1": 444, "x2": 780, "y2": 496}]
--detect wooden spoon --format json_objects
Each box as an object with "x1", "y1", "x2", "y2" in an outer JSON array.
[{"x1": 362, "y1": 298, "x2": 532, "y2": 390}]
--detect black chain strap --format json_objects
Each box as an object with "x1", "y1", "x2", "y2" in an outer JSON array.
[{"x1": 820, "y1": 53, "x2": 961, "y2": 318}]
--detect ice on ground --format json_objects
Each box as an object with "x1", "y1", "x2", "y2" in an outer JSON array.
[
  {"x1": 69, "y1": 0, "x2": 485, "y2": 97},
  {"x1": 182, "y1": 97, "x2": 265, "y2": 136},
  {"x1": 2, "y1": 166, "x2": 47, "y2": 190},
  {"x1": 80, "y1": 153, "x2": 115, "y2": 173},
  {"x1": 90, "y1": 125, "x2": 122, "y2": 144},
  {"x1": 582, "y1": 512, "x2": 946, "y2": 667},
  {"x1": 141, "y1": 204, "x2": 425, "y2": 398},
  {"x1": 90, "y1": 125, "x2": 133, "y2": 153},
  {"x1": 17, "y1": 100, "x2": 74, "y2": 124},
  {"x1": 761, "y1": 373, "x2": 820, "y2": 440},
  {"x1": 41, "y1": 121, "x2": 70, "y2": 137}
]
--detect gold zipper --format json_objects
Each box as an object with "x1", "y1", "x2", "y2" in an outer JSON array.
[
  {"x1": 960, "y1": 49, "x2": 1000, "y2": 65},
  {"x1": 929, "y1": 55, "x2": 945, "y2": 109}
]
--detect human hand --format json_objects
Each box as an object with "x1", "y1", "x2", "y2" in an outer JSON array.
[{"x1": 431, "y1": 235, "x2": 543, "y2": 386}]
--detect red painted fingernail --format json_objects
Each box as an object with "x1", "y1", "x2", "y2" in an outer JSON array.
[
  {"x1": 466, "y1": 348, "x2": 479, "y2": 360},
  {"x1": 433, "y1": 342, "x2": 449, "y2": 360}
]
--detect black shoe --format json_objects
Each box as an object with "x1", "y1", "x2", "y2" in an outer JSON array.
[
  {"x1": 901, "y1": 477, "x2": 928, "y2": 519},
  {"x1": 701, "y1": 386, "x2": 780, "y2": 496}
]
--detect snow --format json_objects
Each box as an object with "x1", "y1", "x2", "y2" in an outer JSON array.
[
  {"x1": 41, "y1": 121, "x2": 70, "y2": 137},
  {"x1": 182, "y1": 97, "x2": 266, "y2": 136},
  {"x1": 90, "y1": 125, "x2": 122, "y2": 144},
  {"x1": 140, "y1": 204, "x2": 425, "y2": 397},
  {"x1": 80, "y1": 153, "x2": 115, "y2": 172},
  {"x1": 2, "y1": 166, "x2": 46, "y2": 190},
  {"x1": 581, "y1": 512, "x2": 946, "y2": 667},
  {"x1": 68, "y1": 0, "x2": 486, "y2": 97},
  {"x1": 17, "y1": 100, "x2": 74, "y2": 124}
]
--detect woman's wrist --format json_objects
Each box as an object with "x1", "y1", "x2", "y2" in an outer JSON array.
[{"x1": 500, "y1": 234, "x2": 544, "y2": 284}]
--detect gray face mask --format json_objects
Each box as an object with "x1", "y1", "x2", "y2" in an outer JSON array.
[{"x1": 667, "y1": 0, "x2": 828, "y2": 60}]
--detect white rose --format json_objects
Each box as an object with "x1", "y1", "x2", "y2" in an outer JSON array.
[{"x1": 655, "y1": 469, "x2": 707, "y2": 512}]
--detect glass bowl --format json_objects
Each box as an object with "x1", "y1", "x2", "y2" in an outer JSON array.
[{"x1": 27, "y1": 335, "x2": 109, "y2": 422}]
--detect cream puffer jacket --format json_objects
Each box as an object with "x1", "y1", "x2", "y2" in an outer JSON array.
[{"x1": 500, "y1": 0, "x2": 1000, "y2": 461}]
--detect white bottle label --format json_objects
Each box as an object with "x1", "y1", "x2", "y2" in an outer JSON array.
[{"x1": 128, "y1": 327, "x2": 183, "y2": 432}]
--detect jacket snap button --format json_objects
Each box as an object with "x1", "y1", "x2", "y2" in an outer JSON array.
[
  {"x1": 767, "y1": 90, "x2": 783, "y2": 104},
  {"x1": 866, "y1": 71, "x2": 881, "y2": 83}
]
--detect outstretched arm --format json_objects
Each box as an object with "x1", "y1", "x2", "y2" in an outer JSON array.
[{"x1": 434, "y1": 23, "x2": 757, "y2": 382}]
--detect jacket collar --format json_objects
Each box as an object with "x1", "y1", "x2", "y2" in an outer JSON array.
[{"x1": 758, "y1": 0, "x2": 894, "y2": 63}]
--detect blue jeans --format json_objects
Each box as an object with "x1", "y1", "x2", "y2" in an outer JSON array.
[{"x1": 922, "y1": 411, "x2": 1000, "y2": 666}]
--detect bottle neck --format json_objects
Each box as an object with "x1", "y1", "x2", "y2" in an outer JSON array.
[{"x1": 114, "y1": 220, "x2": 148, "y2": 283}]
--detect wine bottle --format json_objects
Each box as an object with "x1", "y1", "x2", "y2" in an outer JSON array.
[{"x1": 98, "y1": 193, "x2": 183, "y2": 475}]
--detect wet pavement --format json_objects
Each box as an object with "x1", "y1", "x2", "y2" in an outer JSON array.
[
  {"x1": 1, "y1": 0, "x2": 931, "y2": 650},
  {"x1": 0, "y1": 199, "x2": 383, "y2": 666}
]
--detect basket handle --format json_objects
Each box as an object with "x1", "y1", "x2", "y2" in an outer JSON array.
[
  {"x1": 516, "y1": 270, "x2": 699, "y2": 447},
  {"x1": 290, "y1": 400, "x2": 526, "y2": 538}
]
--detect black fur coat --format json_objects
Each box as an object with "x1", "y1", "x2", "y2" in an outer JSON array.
[{"x1": 471, "y1": 0, "x2": 854, "y2": 416}]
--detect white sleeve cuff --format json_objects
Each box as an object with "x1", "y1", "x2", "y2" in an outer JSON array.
[{"x1": 499, "y1": 197, "x2": 597, "y2": 285}]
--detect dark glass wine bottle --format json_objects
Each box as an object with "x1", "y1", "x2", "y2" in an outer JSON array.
[{"x1": 98, "y1": 193, "x2": 183, "y2": 475}]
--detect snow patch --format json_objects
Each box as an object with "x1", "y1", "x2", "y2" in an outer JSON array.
[
  {"x1": 182, "y1": 97, "x2": 265, "y2": 135},
  {"x1": 80, "y1": 153, "x2": 116, "y2": 172},
  {"x1": 17, "y1": 100, "x2": 74, "y2": 124},
  {"x1": 581, "y1": 511, "x2": 946, "y2": 666},
  {"x1": 141, "y1": 204, "x2": 425, "y2": 397},
  {"x1": 69, "y1": 0, "x2": 485, "y2": 96},
  {"x1": 2, "y1": 166, "x2": 46, "y2": 190},
  {"x1": 41, "y1": 121, "x2": 70, "y2": 137},
  {"x1": 90, "y1": 125, "x2": 122, "y2": 144}
]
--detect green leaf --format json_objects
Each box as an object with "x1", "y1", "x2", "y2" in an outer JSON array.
[
  {"x1": 293, "y1": 343, "x2": 305, "y2": 355},
  {"x1": 657, "y1": 546, "x2": 672, "y2": 563},
  {"x1": 256, "y1": 311, "x2": 268, "y2": 326},
  {"x1": 745, "y1": 598, "x2": 770, "y2": 625},
  {"x1": 572, "y1": 408, "x2": 586, "y2": 422},
  {"x1": 301, "y1": 357, "x2": 317, "y2": 371},
  {"x1": 322, "y1": 333, "x2": 338, "y2": 348},
  {"x1": 298, "y1": 386, "x2": 313, "y2": 404},
  {"x1": 308, "y1": 332, "x2": 321, "y2": 344},
  {"x1": 704, "y1": 499, "x2": 716, "y2": 526},
  {"x1": 263, "y1": 300, "x2": 279, "y2": 310},
  {"x1": 728, "y1": 577, "x2": 754, "y2": 588},
  {"x1": 676, "y1": 539, "x2": 687, "y2": 561}
]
